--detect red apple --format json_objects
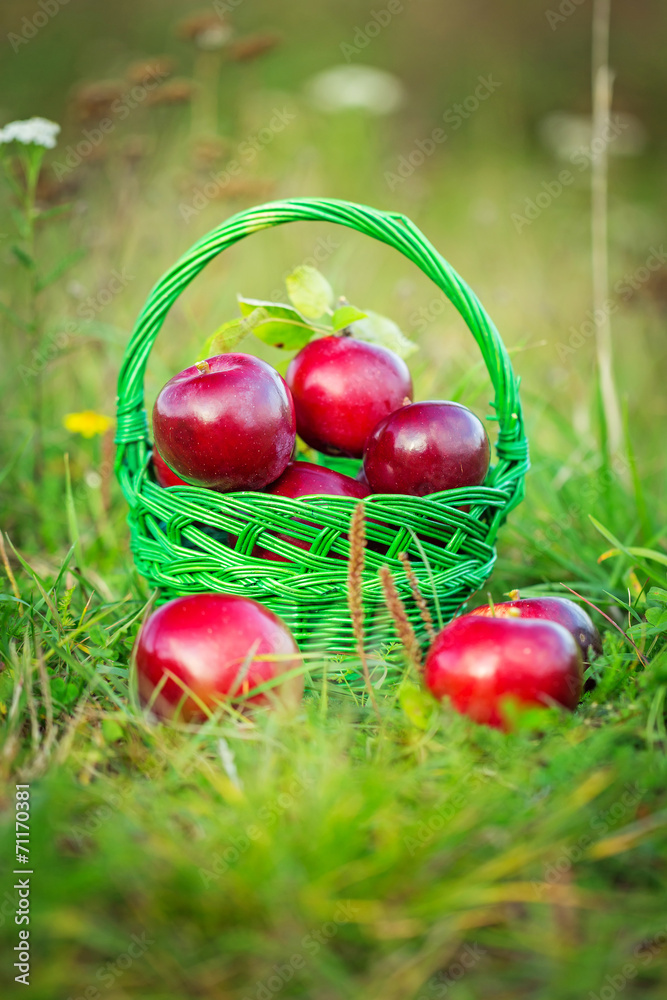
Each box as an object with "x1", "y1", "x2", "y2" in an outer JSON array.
[
  {"x1": 153, "y1": 354, "x2": 296, "y2": 491},
  {"x1": 469, "y1": 596, "x2": 602, "y2": 665},
  {"x1": 251, "y1": 460, "x2": 370, "y2": 561},
  {"x1": 364, "y1": 400, "x2": 490, "y2": 497},
  {"x1": 285, "y1": 335, "x2": 413, "y2": 458},
  {"x1": 135, "y1": 593, "x2": 303, "y2": 720},
  {"x1": 424, "y1": 614, "x2": 583, "y2": 729},
  {"x1": 152, "y1": 448, "x2": 189, "y2": 487}
]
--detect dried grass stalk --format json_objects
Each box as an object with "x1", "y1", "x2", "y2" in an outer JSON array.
[
  {"x1": 398, "y1": 551, "x2": 436, "y2": 641},
  {"x1": 347, "y1": 504, "x2": 379, "y2": 715},
  {"x1": 0, "y1": 532, "x2": 21, "y2": 612},
  {"x1": 379, "y1": 564, "x2": 422, "y2": 668}
]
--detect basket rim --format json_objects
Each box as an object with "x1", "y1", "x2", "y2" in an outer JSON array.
[{"x1": 115, "y1": 197, "x2": 529, "y2": 541}]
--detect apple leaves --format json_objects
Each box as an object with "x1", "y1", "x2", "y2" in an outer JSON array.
[
  {"x1": 199, "y1": 264, "x2": 419, "y2": 359},
  {"x1": 332, "y1": 304, "x2": 367, "y2": 331},
  {"x1": 349, "y1": 311, "x2": 419, "y2": 360},
  {"x1": 237, "y1": 298, "x2": 315, "y2": 350},
  {"x1": 285, "y1": 265, "x2": 334, "y2": 319},
  {"x1": 198, "y1": 311, "x2": 263, "y2": 359}
]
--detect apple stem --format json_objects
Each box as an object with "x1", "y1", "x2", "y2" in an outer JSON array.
[{"x1": 195, "y1": 360, "x2": 210, "y2": 374}]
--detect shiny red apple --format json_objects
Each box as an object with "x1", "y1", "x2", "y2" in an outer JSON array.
[
  {"x1": 285, "y1": 335, "x2": 413, "y2": 458},
  {"x1": 424, "y1": 614, "x2": 583, "y2": 729},
  {"x1": 153, "y1": 354, "x2": 296, "y2": 491},
  {"x1": 363, "y1": 400, "x2": 490, "y2": 496},
  {"x1": 469, "y1": 596, "x2": 602, "y2": 665},
  {"x1": 135, "y1": 593, "x2": 303, "y2": 720},
  {"x1": 152, "y1": 447, "x2": 189, "y2": 487},
  {"x1": 252, "y1": 460, "x2": 370, "y2": 561}
]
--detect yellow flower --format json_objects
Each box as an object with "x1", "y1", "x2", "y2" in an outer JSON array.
[{"x1": 63, "y1": 411, "x2": 113, "y2": 438}]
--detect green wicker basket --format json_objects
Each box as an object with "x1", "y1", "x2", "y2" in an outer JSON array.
[{"x1": 115, "y1": 197, "x2": 529, "y2": 654}]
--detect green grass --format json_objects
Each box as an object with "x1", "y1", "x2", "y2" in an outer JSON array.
[{"x1": 2, "y1": 5, "x2": 667, "y2": 995}]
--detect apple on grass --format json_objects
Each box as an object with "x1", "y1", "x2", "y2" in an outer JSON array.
[
  {"x1": 286, "y1": 335, "x2": 413, "y2": 458},
  {"x1": 232, "y1": 460, "x2": 370, "y2": 562},
  {"x1": 135, "y1": 593, "x2": 303, "y2": 720},
  {"x1": 424, "y1": 614, "x2": 583, "y2": 730},
  {"x1": 153, "y1": 353, "x2": 296, "y2": 491},
  {"x1": 363, "y1": 400, "x2": 490, "y2": 497},
  {"x1": 469, "y1": 596, "x2": 602, "y2": 666}
]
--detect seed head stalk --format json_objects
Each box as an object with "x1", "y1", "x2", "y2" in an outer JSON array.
[{"x1": 347, "y1": 504, "x2": 380, "y2": 718}]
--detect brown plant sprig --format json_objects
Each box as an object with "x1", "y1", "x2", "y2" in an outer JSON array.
[
  {"x1": 398, "y1": 551, "x2": 436, "y2": 642},
  {"x1": 347, "y1": 503, "x2": 379, "y2": 717},
  {"x1": 379, "y1": 564, "x2": 422, "y2": 669}
]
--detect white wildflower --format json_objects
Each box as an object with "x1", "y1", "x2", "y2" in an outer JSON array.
[
  {"x1": 0, "y1": 117, "x2": 60, "y2": 149},
  {"x1": 305, "y1": 65, "x2": 405, "y2": 116}
]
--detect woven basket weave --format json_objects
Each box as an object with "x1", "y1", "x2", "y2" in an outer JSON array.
[{"x1": 115, "y1": 198, "x2": 529, "y2": 654}]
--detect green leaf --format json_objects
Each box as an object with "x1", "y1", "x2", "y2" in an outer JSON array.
[
  {"x1": 399, "y1": 682, "x2": 436, "y2": 730},
  {"x1": 501, "y1": 699, "x2": 561, "y2": 733},
  {"x1": 36, "y1": 203, "x2": 73, "y2": 222},
  {"x1": 9, "y1": 206, "x2": 29, "y2": 240},
  {"x1": 598, "y1": 542, "x2": 667, "y2": 569},
  {"x1": 646, "y1": 607, "x2": 667, "y2": 627},
  {"x1": 238, "y1": 296, "x2": 301, "y2": 321},
  {"x1": 648, "y1": 588, "x2": 667, "y2": 606},
  {"x1": 36, "y1": 249, "x2": 85, "y2": 292},
  {"x1": 350, "y1": 311, "x2": 419, "y2": 359},
  {"x1": 50, "y1": 677, "x2": 80, "y2": 707},
  {"x1": 101, "y1": 718, "x2": 125, "y2": 743},
  {"x1": 11, "y1": 244, "x2": 34, "y2": 269},
  {"x1": 0, "y1": 300, "x2": 29, "y2": 332},
  {"x1": 332, "y1": 305, "x2": 367, "y2": 331},
  {"x1": 238, "y1": 297, "x2": 316, "y2": 350},
  {"x1": 285, "y1": 266, "x2": 334, "y2": 319},
  {"x1": 198, "y1": 317, "x2": 254, "y2": 359}
]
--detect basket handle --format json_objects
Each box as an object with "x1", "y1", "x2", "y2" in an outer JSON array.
[{"x1": 115, "y1": 197, "x2": 528, "y2": 512}]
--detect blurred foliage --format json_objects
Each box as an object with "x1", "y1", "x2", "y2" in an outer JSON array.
[{"x1": 1, "y1": 0, "x2": 667, "y2": 997}]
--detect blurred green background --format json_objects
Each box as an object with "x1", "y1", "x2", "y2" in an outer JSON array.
[
  {"x1": 1, "y1": 0, "x2": 666, "y2": 572},
  {"x1": 1, "y1": 3, "x2": 667, "y2": 999}
]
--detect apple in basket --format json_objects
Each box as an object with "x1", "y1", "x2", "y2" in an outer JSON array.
[{"x1": 152, "y1": 354, "x2": 296, "y2": 491}]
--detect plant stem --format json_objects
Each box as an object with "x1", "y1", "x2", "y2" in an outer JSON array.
[
  {"x1": 21, "y1": 148, "x2": 45, "y2": 484},
  {"x1": 591, "y1": 0, "x2": 622, "y2": 458}
]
